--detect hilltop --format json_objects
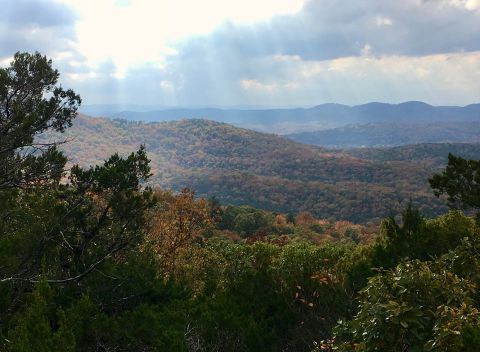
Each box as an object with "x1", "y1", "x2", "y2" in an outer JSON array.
[
  {"x1": 83, "y1": 101, "x2": 480, "y2": 136},
  {"x1": 41, "y1": 114, "x2": 473, "y2": 222}
]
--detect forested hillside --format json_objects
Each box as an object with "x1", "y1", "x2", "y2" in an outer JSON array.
[
  {"x1": 43, "y1": 114, "x2": 480, "y2": 222},
  {"x1": 98, "y1": 102, "x2": 480, "y2": 135},
  {"x1": 347, "y1": 142, "x2": 480, "y2": 164},
  {"x1": 287, "y1": 122, "x2": 480, "y2": 148},
  {"x1": 4, "y1": 52, "x2": 480, "y2": 352}
]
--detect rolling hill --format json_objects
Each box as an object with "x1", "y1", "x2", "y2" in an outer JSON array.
[
  {"x1": 93, "y1": 101, "x2": 480, "y2": 136},
  {"x1": 346, "y1": 142, "x2": 480, "y2": 164},
  {"x1": 45, "y1": 114, "x2": 480, "y2": 223},
  {"x1": 287, "y1": 122, "x2": 480, "y2": 148}
]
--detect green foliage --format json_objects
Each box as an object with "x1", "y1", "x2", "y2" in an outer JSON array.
[
  {"x1": 174, "y1": 240, "x2": 356, "y2": 351},
  {"x1": 333, "y1": 260, "x2": 475, "y2": 352},
  {"x1": 6, "y1": 281, "x2": 75, "y2": 352},
  {"x1": 220, "y1": 205, "x2": 275, "y2": 236},
  {"x1": 70, "y1": 145, "x2": 151, "y2": 192},
  {"x1": 426, "y1": 304, "x2": 480, "y2": 352},
  {"x1": 330, "y1": 210, "x2": 480, "y2": 352},
  {"x1": 4, "y1": 51, "x2": 480, "y2": 352},
  {"x1": 430, "y1": 153, "x2": 480, "y2": 211},
  {"x1": 0, "y1": 147, "x2": 155, "y2": 291},
  {"x1": 0, "y1": 52, "x2": 81, "y2": 190}
]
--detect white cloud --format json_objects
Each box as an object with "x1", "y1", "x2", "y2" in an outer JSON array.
[
  {"x1": 0, "y1": 56, "x2": 12, "y2": 66},
  {"x1": 62, "y1": 49, "x2": 480, "y2": 106},
  {"x1": 361, "y1": 44, "x2": 373, "y2": 56},
  {"x1": 375, "y1": 16, "x2": 393, "y2": 26},
  {"x1": 58, "y1": 0, "x2": 305, "y2": 77},
  {"x1": 241, "y1": 79, "x2": 298, "y2": 92},
  {"x1": 446, "y1": 0, "x2": 480, "y2": 10},
  {"x1": 160, "y1": 80, "x2": 175, "y2": 92},
  {"x1": 5, "y1": 0, "x2": 480, "y2": 106},
  {"x1": 233, "y1": 51, "x2": 480, "y2": 105}
]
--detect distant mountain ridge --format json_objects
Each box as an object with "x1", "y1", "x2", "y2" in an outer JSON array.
[
  {"x1": 42, "y1": 114, "x2": 480, "y2": 223},
  {"x1": 86, "y1": 101, "x2": 480, "y2": 135},
  {"x1": 287, "y1": 121, "x2": 480, "y2": 148},
  {"x1": 108, "y1": 101, "x2": 480, "y2": 121}
]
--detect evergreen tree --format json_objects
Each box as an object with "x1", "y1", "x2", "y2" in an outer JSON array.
[{"x1": 429, "y1": 153, "x2": 480, "y2": 213}]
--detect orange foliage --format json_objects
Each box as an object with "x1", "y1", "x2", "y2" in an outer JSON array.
[
  {"x1": 296, "y1": 212, "x2": 316, "y2": 227},
  {"x1": 145, "y1": 188, "x2": 212, "y2": 277}
]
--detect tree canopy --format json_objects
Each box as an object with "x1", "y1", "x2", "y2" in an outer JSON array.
[
  {"x1": 0, "y1": 52, "x2": 81, "y2": 190},
  {"x1": 2, "y1": 52, "x2": 480, "y2": 351},
  {"x1": 429, "y1": 153, "x2": 480, "y2": 212}
]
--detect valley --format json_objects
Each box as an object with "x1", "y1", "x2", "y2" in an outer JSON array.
[{"x1": 47, "y1": 114, "x2": 480, "y2": 223}]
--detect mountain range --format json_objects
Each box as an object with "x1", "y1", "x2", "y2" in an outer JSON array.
[
  {"x1": 80, "y1": 101, "x2": 480, "y2": 137},
  {"x1": 80, "y1": 102, "x2": 480, "y2": 148}
]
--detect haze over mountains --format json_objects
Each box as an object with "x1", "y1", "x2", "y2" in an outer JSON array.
[{"x1": 80, "y1": 101, "x2": 480, "y2": 147}]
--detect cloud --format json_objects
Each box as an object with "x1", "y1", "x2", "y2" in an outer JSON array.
[
  {"x1": 375, "y1": 16, "x2": 393, "y2": 26},
  {"x1": 134, "y1": 0, "x2": 479, "y2": 105},
  {"x1": 2, "y1": 0, "x2": 77, "y2": 27},
  {"x1": 241, "y1": 79, "x2": 298, "y2": 93},
  {"x1": 442, "y1": 0, "x2": 480, "y2": 10},
  {"x1": 240, "y1": 51, "x2": 480, "y2": 106},
  {"x1": 68, "y1": 49, "x2": 480, "y2": 106},
  {"x1": 0, "y1": 0, "x2": 79, "y2": 60},
  {"x1": 2, "y1": 0, "x2": 479, "y2": 106},
  {"x1": 173, "y1": 0, "x2": 480, "y2": 62}
]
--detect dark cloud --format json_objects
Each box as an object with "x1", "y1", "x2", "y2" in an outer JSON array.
[
  {"x1": 1, "y1": 0, "x2": 77, "y2": 27},
  {"x1": 0, "y1": 0, "x2": 78, "y2": 58},
  {"x1": 2, "y1": 0, "x2": 477, "y2": 105},
  {"x1": 129, "y1": 0, "x2": 479, "y2": 105},
  {"x1": 175, "y1": 0, "x2": 480, "y2": 61}
]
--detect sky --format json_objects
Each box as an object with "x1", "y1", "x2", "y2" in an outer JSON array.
[{"x1": 1, "y1": 0, "x2": 480, "y2": 107}]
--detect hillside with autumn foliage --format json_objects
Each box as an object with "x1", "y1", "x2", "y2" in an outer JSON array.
[
  {"x1": 41, "y1": 114, "x2": 480, "y2": 222},
  {"x1": 6, "y1": 52, "x2": 480, "y2": 352}
]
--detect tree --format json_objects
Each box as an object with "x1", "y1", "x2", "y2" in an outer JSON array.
[
  {"x1": 0, "y1": 146, "x2": 155, "y2": 286},
  {"x1": 6, "y1": 281, "x2": 75, "y2": 352},
  {"x1": 0, "y1": 53, "x2": 155, "y2": 323},
  {"x1": 0, "y1": 51, "x2": 198, "y2": 351},
  {"x1": 0, "y1": 52, "x2": 81, "y2": 190},
  {"x1": 332, "y1": 259, "x2": 476, "y2": 352},
  {"x1": 429, "y1": 153, "x2": 480, "y2": 213},
  {"x1": 145, "y1": 188, "x2": 212, "y2": 277}
]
